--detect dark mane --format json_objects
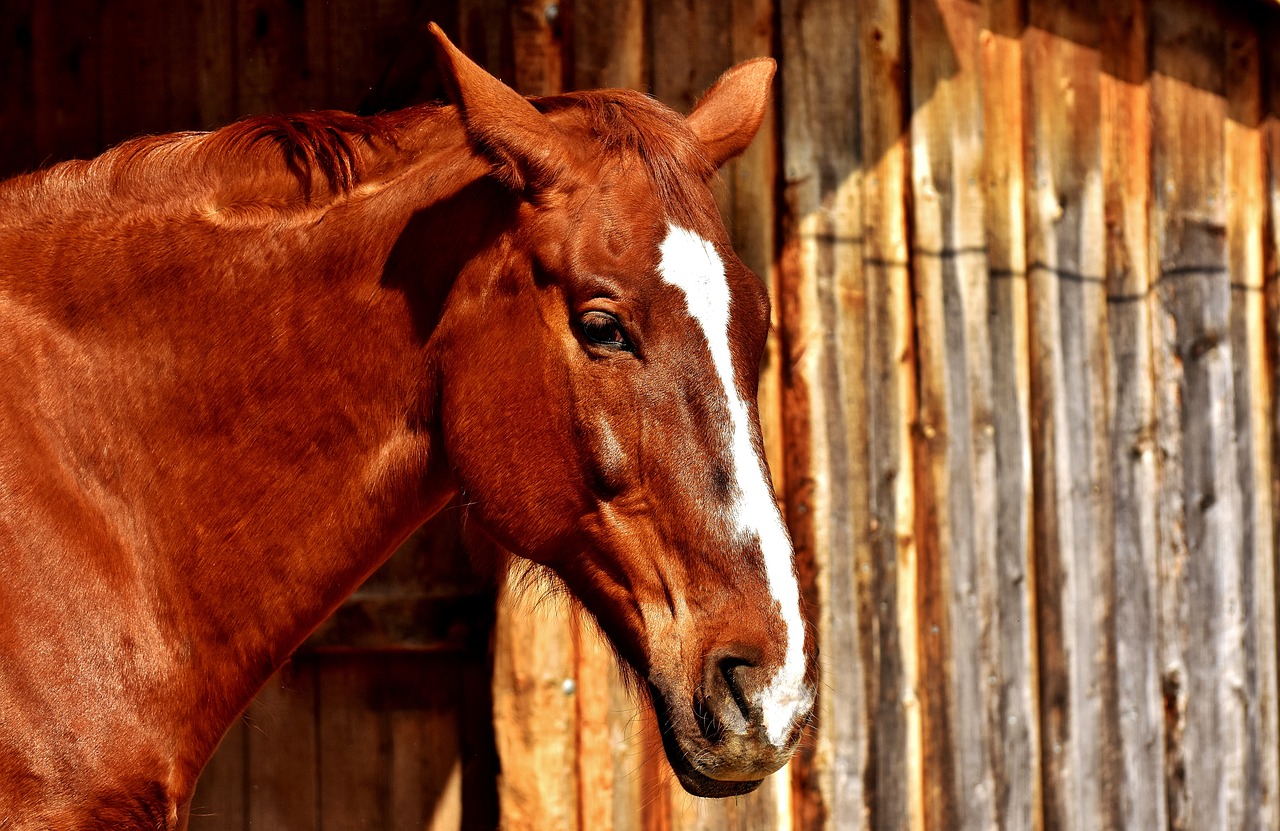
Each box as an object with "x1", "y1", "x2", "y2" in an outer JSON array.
[
  {"x1": 205, "y1": 110, "x2": 403, "y2": 193},
  {"x1": 0, "y1": 91, "x2": 711, "y2": 224}
]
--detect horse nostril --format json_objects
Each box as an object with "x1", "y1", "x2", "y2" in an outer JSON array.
[
  {"x1": 719, "y1": 656, "x2": 754, "y2": 724},
  {"x1": 700, "y1": 647, "x2": 764, "y2": 741}
]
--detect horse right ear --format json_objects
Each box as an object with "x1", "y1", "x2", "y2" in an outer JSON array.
[{"x1": 428, "y1": 23, "x2": 566, "y2": 193}]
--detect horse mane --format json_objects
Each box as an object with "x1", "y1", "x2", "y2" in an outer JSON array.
[
  {"x1": 202, "y1": 109, "x2": 409, "y2": 193},
  {"x1": 0, "y1": 90, "x2": 713, "y2": 225}
]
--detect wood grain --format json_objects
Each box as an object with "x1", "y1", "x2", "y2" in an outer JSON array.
[
  {"x1": 777, "y1": 0, "x2": 864, "y2": 828},
  {"x1": 1023, "y1": 4, "x2": 1119, "y2": 828},
  {"x1": 188, "y1": 718, "x2": 247, "y2": 830},
  {"x1": 0, "y1": 0, "x2": 38, "y2": 176},
  {"x1": 979, "y1": 2, "x2": 1041, "y2": 828},
  {"x1": 244, "y1": 662, "x2": 319, "y2": 829},
  {"x1": 859, "y1": 1, "x2": 916, "y2": 829},
  {"x1": 1151, "y1": 2, "x2": 1248, "y2": 827},
  {"x1": 1224, "y1": 11, "x2": 1280, "y2": 828},
  {"x1": 1099, "y1": 1, "x2": 1166, "y2": 828},
  {"x1": 908, "y1": 2, "x2": 998, "y2": 828}
]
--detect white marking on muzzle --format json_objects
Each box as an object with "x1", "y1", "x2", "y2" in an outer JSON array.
[{"x1": 658, "y1": 225, "x2": 811, "y2": 747}]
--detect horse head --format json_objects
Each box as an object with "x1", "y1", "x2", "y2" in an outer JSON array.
[{"x1": 427, "y1": 27, "x2": 816, "y2": 797}]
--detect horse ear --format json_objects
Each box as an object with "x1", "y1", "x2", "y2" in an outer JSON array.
[
  {"x1": 686, "y1": 58, "x2": 776, "y2": 169},
  {"x1": 427, "y1": 23, "x2": 565, "y2": 192}
]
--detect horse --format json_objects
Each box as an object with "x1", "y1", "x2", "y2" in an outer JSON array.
[{"x1": 0, "y1": 25, "x2": 816, "y2": 828}]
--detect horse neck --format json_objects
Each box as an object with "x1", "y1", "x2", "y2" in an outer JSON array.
[{"x1": 21, "y1": 140, "x2": 503, "y2": 769}]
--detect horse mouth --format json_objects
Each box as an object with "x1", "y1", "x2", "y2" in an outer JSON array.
[{"x1": 647, "y1": 682, "x2": 765, "y2": 798}]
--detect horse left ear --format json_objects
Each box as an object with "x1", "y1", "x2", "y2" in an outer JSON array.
[
  {"x1": 428, "y1": 23, "x2": 567, "y2": 192},
  {"x1": 686, "y1": 58, "x2": 776, "y2": 169}
]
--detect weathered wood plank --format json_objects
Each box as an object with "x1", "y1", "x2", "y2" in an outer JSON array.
[
  {"x1": 570, "y1": 0, "x2": 645, "y2": 92},
  {"x1": 1022, "y1": 5, "x2": 1117, "y2": 828},
  {"x1": 188, "y1": 717, "x2": 247, "y2": 830},
  {"x1": 777, "y1": 0, "x2": 864, "y2": 827},
  {"x1": 1098, "y1": 2, "x2": 1166, "y2": 829},
  {"x1": 908, "y1": 2, "x2": 997, "y2": 828},
  {"x1": 650, "y1": 0, "x2": 733, "y2": 228},
  {"x1": 317, "y1": 656, "x2": 388, "y2": 828},
  {"x1": 571, "y1": 612, "x2": 619, "y2": 831},
  {"x1": 978, "y1": 3, "x2": 1040, "y2": 829},
  {"x1": 858, "y1": 1, "x2": 916, "y2": 830},
  {"x1": 1224, "y1": 12, "x2": 1280, "y2": 828},
  {"x1": 1150, "y1": 2, "x2": 1248, "y2": 827},
  {"x1": 246, "y1": 662, "x2": 319, "y2": 830},
  {"x1": 100, "y1": 0, "x2": 175, "y2": 143},
  {"x1": 236, "y1": 0, "x2": 309, "y2": 115},
  {"x1": 1266, "y1": 36, "x2": 1280, "y2": 819},
  {"x1": 193, "y1": 0, "x2": 235, "y2": 130},
  {"x1": 0, "y1": 0, "x2": 38, "y2": 177},
  {"x1": 31, "y1": 0, "x2": 101, "y2": 164},
  {"x1": 492, "y1": 579, "x2": 580, "y2": 831},
  {"x1": 382, "y1": 655, "x2": 465, "y2": 831}
]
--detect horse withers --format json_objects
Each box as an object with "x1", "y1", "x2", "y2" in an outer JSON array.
[{"x1": 0, "y1": 25, "x2": 816, "y2": 827}]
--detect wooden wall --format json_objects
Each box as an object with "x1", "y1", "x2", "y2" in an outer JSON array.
[{"x1": 6, "y1": 0, "x2": 1280, "y2": 828}]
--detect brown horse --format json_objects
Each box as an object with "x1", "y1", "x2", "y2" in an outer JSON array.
[{"x1": 0, "y1": 26, "x2": 815, "y2": 828}]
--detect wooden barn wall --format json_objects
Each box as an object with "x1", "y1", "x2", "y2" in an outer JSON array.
[{"x1": 5, "y1": 0, "x2": 1280, "y2": 829}]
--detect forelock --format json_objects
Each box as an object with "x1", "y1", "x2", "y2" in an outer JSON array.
[{"x1": 534, "y1": 90, "x2": 719, "y2": 228}]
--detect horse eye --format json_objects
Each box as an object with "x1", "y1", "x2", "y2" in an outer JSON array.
[{"x1": 580, "y1": 310, "x2": 629, "y2": 351}]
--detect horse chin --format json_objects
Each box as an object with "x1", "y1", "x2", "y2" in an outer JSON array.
[
  {"x1": 660, "y1": 732, "x2": 765, "y2": 799},
  {"x1": 646, "y1": 682, "x2": 766, "y2": 799}
]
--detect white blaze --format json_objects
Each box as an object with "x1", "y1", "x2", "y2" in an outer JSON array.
[{"x1": 657, "y1": 225, "x2": 811, "y2": 746}]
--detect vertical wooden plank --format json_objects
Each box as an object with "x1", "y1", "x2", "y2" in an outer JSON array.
[
  {"x1": 979, "y1": 3, "x2": 1041, "y2": 829},
  {"x1": 246, "y1": 662, "x2": 319, "y2": 830},
  {"x1": 1022, "y1": 5, "x2": 1118, "y2": 829},
  {"x1": 192, "y1": 0, "x2": 238, "y2": 128},
  {"x1": 31, "y1": 0, "x2": 102, "y2": 164},
  {"x1": 0, "y1": 0, "x2": 38, "y2": 178},
  {"x1": 237, "y1": 0, "x2": 309, "y2": 115},
  {"x1": 492, "y1": 584, "x2": 579, "y2": 831},
  {"x1": 648, "y1": 0, "x2": 730, "y2": 115},
  {"x1": 458, "y1": 0, "x2": 510, "y2": 78},
  {"x1": 907, "y1": 2, "x2": 998, "y2": 829},
  {"x1": 571, "y1": 613, "x2": 622, "y2": 831},
  {"x1": 510, "y1": 0, "x2": 564, "y2": 98},
  {"x1": 100, "y1": 0, "x2": 175, "y2": 143},
  {"x1": 389, "y1": 705, "x2": 463, "y2": 831},
  {"x1": 858, "y1": 1, "x2": 916, "y2": 830},
  {"x1": 777, "y1": 0, "x2": 865, "y2": 828},
  {"x1": 1224, "y1": 11, "x2": 1280, "y2": 828},
  {"x1": 318, "y1": 656, "x2": 388, "y2": 829},
  {"x1": 1266, "y1": 35, "x2": 1280, "y2": 829},
  {"x1": 646, "y1": 0, "x2": 733, "y2": 223},
  {"x1": 193, "y1": 0, "x2": 236, "y2": 130},
  {"x1": 570, "y1": 0, "x2": 645, "y2": 92},
  {"x1": 383, "y1": 655, "x2": 465, "y2": 831},
  {"x1": 188, "y1": 719, "x2": 247, "y2": 831},
  {"x1": 1149, "y1": 2, "x2": 1248, "y2": 828},
  {"x1": 1098, "y1": 2, "x2": 1166, "y2": 829}
]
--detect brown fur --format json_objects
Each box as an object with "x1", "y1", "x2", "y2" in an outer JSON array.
[{"x1": 0, "y1": 30, "x2": 810, "y2": 827}]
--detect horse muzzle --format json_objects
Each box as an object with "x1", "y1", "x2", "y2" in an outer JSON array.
[{"x1": 647, "y1": 645, "x2": 815, "y2": 798}]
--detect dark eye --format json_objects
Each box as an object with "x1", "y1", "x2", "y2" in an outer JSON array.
[{"x1": 580, "y1": 310, "x2": 630, "y2": 351}]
